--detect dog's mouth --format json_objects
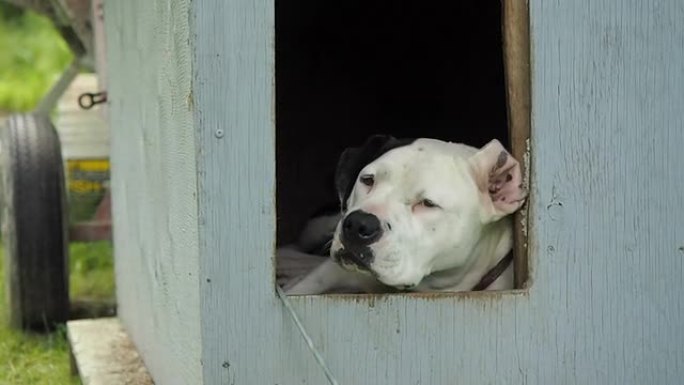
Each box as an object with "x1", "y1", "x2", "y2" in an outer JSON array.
[
  {"x1": 333, "y1": 248, "x2": 373, "y2": 273},
  {"x1": 334, "y1": 249, "x2": 420, "y2": 291}
]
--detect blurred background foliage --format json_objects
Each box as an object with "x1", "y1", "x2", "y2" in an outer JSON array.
[{"x1": 0, "y1": 2, "x2": 72, "y2": 113}]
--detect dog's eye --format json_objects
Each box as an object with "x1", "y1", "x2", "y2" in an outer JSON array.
[
  {"x1": 420, "y1": 199, "x2": 439, "y2": 208},
  {"x1": 359, "y1": 174, "x2": 375, "y2": 187}
]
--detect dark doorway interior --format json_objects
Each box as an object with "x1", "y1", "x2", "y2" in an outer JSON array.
[{"x1": 277, "y1": 1, "x2": 508, "y2": 244}]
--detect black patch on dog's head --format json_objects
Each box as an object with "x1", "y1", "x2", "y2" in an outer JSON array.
[{"x1": 334, "y1": 135, "x2": 414, "y2": 210}]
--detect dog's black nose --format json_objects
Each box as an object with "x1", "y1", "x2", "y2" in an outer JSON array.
[{"x1": 342, "y1": 210, "x2": 382, "y2": 246}]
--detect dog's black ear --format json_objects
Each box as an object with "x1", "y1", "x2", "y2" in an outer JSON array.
[{"x1": 334, "y1": 135, "x2": 413, "y2": 210}]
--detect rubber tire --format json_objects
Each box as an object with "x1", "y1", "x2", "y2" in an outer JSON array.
[{"x1": 0, "y1": 114, "x2": 69, "y2": 331}]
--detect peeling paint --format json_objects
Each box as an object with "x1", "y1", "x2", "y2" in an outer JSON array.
[
  {"x1": 292, "y1": 289, "x2": 530, "y2": 306},
  {"x1": 186, "y1": 90, "x2": 194, "y2": 111},
  {"x1": 521, "y1": 137, "x2": 531, "y2": 240}
]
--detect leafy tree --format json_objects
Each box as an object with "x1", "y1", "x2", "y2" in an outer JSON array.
[{"x1": 0, "y1": 2, "x2": 72, "y2": 112}]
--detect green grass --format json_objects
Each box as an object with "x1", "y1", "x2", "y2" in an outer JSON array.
[
  {"x1": 69, "y1": 241, "x2": 115, "y2": 301},
  {"x1": 0, "y1": 241, "x2": 115, "y2": 384},
  {"x1": 0, "y1": 325, "x2": 76, "y2": 385}
]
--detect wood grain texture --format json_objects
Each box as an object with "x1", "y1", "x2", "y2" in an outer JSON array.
[
  {"x1": 105, "y1": 1, "x2": 202, "y2": 384},
  {"x1": 194, "y1": 0, "x2": 684, "y2": 383},
  {"x1": 191, "y1": 0, "x2": 280, "y2": 382},
  {"x1": 503, "y1": 0, "x2": 532, "y2": 289},
  {"x1": 527, "y1": 0, "x2": 684, "y2": 383}
]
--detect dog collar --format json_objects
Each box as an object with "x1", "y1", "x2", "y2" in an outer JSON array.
[{"x1": 471, "y1": 251, "x2": 514, "y2": 291}]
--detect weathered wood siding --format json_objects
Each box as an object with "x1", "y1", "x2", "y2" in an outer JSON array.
[
  {"x1": 108, "y1": 0, "x2": 684, "y2": 383},
  {"x1": 194, "y1": 0, "x2": 684, "y2": 383},
  {"x1": 105, "y1": 1, "x2": 202, "y2": 384}
]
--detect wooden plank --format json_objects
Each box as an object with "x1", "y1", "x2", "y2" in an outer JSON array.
[
  {"x1": 525, "y1": 0, "x2": 684, "y2": 382},
  {"x1": 192, "y1": 0, "x2": 279, "y2": 382},
  {"x1": 67, "y1": 318, "x2": 153, "y2": 385},
  {"x1": 503, "y1": 0, "x2": 532, "y2": 288},
  {"x1": 104, "y1": 0, "x2": 202, "y2": 384},
  {"x1": 194, "y1": 0, "x2": 684, "y2": 384}
]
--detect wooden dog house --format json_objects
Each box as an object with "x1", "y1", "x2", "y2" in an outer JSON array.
[{"x1": 99, "y1": 0, "x2": 684, "y2": 383}]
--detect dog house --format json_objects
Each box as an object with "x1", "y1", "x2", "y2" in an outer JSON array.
[{"x1": 102, "y1": 0, "x2": 684, "y2": 383}]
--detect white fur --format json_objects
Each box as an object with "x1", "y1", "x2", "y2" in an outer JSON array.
[{"x1": 283, "y1": 138, "x2": 522, "y2": 295}]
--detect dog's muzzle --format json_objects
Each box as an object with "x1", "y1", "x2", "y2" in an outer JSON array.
[{"x1": 337, "y1": 210, "x2": 383, "y2": 269}]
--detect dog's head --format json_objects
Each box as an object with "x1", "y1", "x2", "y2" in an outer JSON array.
[{"x1": 331, "y1": 135, "x2": 526, "y2": 289}]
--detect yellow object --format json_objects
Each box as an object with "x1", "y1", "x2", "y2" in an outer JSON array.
[{"x1": 66, "y1": 159, "x2": 110, "y2": 194}]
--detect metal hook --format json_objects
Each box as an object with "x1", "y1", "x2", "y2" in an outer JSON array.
[{"x1": 78, "y1": 91, "x2": 108, "y2": 110}]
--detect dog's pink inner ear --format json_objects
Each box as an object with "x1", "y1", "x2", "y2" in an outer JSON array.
[{"x1": 470, "y1": 139, "x2": 527, "y2": 220}]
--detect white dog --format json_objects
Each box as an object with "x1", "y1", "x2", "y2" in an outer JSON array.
[{"x1": 279, "y1": 135, "x2": 526, "y2": 294}]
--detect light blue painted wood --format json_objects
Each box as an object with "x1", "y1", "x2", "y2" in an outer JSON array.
[
  {"x1": 527, "y1": 0, "x2": 684, "y2": 383},
  {"x1": 191, "y1": 0, "x2": 282, "y2": 382},
  {"x1": 105, "y1": 1, "x2": 202, "y2": 384},
  {"x1": 105, "y1": 0, "x2": 684, "y2": 383},
  {"x1": 193, "y1": 0, "x2": 684, "y2": 384}
]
